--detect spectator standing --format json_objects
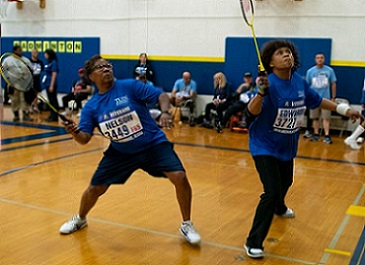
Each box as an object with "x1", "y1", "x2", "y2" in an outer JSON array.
[
  {"x1": 306, "y1": 53, "x2": 337, "y2": 144},
  {"x1": 132, "y1": 53, "x2": 154, "y2": 83},
  {"x1": 3, "y1": 45, "x2": 33, "y2": 121},
  {"x1": 28, "y1": 48, "x2": 44, "y2": 113},
  {"x1": 43, "y1": 49, "x2": 60, "y2": 122}
]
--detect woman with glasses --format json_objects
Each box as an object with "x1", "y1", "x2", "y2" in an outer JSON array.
[{"x1": 59, "y1": 55, "x2": 201, "y2": 246}]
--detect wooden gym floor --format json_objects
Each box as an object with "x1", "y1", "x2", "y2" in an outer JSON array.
[{"x1": 0, "y1": 105, "x2": 364, "y2": 265}]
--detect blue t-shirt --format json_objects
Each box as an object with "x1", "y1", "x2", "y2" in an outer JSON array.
[
  {"x1": 249, "y1": 72, "x2": 322, "y2": 161},
  {"x1": 42, "y1": 60, "x2": 59, "y2": 88},
  {"x1": 306, "y1": 65, "x2": 337, "y2": 99},
  {"x1": 79, "y1": 79, "x2": 168, "y2": 154},
  {"x1": 173, "y1": 78, "x2": 197, "y2": 97}
]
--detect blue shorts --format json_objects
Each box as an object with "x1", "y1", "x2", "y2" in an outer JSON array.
[{"x1": 91, "y1": 141, "x2": 185, "y2": 186}]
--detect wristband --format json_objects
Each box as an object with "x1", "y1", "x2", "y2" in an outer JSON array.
[{"x1": 336, "y1": 103, "x2": 350, "y2": 116}]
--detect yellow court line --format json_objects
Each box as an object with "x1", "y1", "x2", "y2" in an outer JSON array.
[
  {"x1": 324, "y1": 248, "x2": 351, "y2": 257},
  {"x1": 101, "y1": 54, "x2": 225, "y2": 63},
  {"x1": 346, "y1": 205, "x2": 365, "y2": 217}
]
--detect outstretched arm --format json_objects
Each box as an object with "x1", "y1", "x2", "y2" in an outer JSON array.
[{"x1": 321, "y1": 98, "x2": 363, "y2": 122}]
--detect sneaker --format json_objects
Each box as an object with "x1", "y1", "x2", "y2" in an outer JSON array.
[
  {"x1": 201, "y1": 121, "x2": 213, "y2": 129},
  {"x1": 59, "y1": 215, "x2": 88, "y2": 234},
  {"x1": 279, "y1": 208, "x2": 295, "y2": 218},
  {"x1": 180, "y1": 221, "x2": 201, "y2": 244},
  {"x1": 323, "y1": 136, "x2": 333, "y2": 144},
  {"x1": 244, "y1": 245, "x2": 264, "y2": 259},
  {"x1": 310, "y1": 134, "x2": 320, "y2": 142},
  {"x1": 357, "y1": 137, "x2": 364, "y2": 144},
  {"x1": 344, "y1": 137, "x2": 361, "y2": 150},
  {"x1": 216, "y1": 124, "x2": 222, "y2": 133},
  {"x1": 303, "y1": 130, "x2": 312, "y2": 139},
  {"x1": 189, "y1": 117, "x2": 196, "y2": 127}
]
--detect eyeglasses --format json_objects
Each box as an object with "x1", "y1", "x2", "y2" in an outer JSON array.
[{"x1": 92, "y1": 63, "x2": 113, "y2": 72}]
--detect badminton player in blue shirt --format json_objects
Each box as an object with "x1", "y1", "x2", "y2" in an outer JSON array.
[
  {"x1": 244, "y1": 40, "x2": 362, "y2": 259},
  {"x1": 60, "y1": 55, "x2": 201, "y2": 245}
]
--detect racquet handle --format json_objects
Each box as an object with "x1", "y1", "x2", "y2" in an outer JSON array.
[
  {"x1": 59, "y1": 114, "x2": 80, "y2": 134},
  {"x1": 258, "y1": 71, "x2": 266, "y2": 77}
]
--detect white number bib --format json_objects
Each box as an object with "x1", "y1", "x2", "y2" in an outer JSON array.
[
  {"x1": 273, "y1": 106, "x2": 306, "y2": 134},
  {"x1": 99, "y1": 110, "x2": 143, "y2": 142}
]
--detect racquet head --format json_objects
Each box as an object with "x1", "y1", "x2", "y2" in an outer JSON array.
[
  {"x1": 239, "y1": 0, "x2": 254, "y2": 27},
  {"x1": 239, "y1": 0, "x2": 265, "y2": 73},
  {"x1": 0, "y1": 52, "x2": 33, "y2": 92}
]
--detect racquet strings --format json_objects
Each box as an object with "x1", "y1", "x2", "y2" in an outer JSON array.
[
  {"x1": 0, "y1": 52, "x2": 33, "y2": 92},
  {"x1": 240, "y1": 0, "x2": 254, "y2": 26},
  {"x1": 239, "y1": 0, "x2": 265, "y2": 72}
]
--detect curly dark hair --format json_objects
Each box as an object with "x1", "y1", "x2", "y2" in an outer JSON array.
[
  {"x1": 44, "y1": 49, "x2": 58, "y2": 62},
  {"x1": 84, "y1": 54, "x2": 102, "y2": 76},
  {"x1": 261, "y1": 40, "x2": 300, "y2": 74}
]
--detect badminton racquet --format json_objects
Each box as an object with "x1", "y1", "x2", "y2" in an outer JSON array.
[
  {"x1": 239, "y1": 0, "x2": 265, "y2": 74},
  {"x1": 0, "y1": 52, "x2": 76, "y2": 126}
]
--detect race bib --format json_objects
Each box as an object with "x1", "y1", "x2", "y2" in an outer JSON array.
[
  {"x1": 273, "y1": 106, "x2": 306, "y2": 134},
  {"x1": 312, "y1": 74, "x2": 329, "y2": 89},
  {"x1": 99, "y1": 110, "x2": 143, "y2": 142}
]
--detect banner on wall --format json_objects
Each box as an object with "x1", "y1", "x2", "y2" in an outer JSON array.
[{"x1": 1, "y1": 37, "x2": 100, "y2": 93}]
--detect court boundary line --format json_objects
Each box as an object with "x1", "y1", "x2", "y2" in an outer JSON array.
[
  {"x1": 319, "y1": 184, "x2": 365, "y2": 264},
  {"x1": 0, "y1": 197, "x2": 317, "y2": 265},
  {"x1": 0, "y1": 147, "x2": 103, "y2": 177}
]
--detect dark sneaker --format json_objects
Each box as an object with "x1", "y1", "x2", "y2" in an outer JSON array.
[
  {"x1": 244, "y1": 245, "x2": 264, "y2": 259},
  {"x1": 216, "y1": 121, "x2": 222, "y2": 133},
  {"x1": 189, "y1": 117, "x2": 196, "y2": 127},
  {"x1": 323, "y1": 136, "x2": 333, "y2": 144},
  {"x1": 201, "y1": 121, "x2": 213, "y2": 129},
  {"x1": 310, "y1": 134, "x2": 320, "y2": 142}
]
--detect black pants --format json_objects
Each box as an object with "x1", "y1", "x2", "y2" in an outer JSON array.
[
  {"x1": 46, "y1": 85, "x2": 59, "y2": 120},
  {"x1": 204, "y1": 101, "x2": 231, "y2": 123},
  {"x1": 246, "y1": 155, "x2": 294, "y2": 249},
  {"x1": 222, "y1": 101, "x2": 247, "y2": 126}
]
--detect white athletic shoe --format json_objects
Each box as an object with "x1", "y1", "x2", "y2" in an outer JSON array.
[
  {"x1": 180, "y1": 221, "x2": 201, "y2": 244},
  {"x1": 280, "y1": 208, "x2": 295, "y2": 218},
  {"x1": 357, "y1": 137, "x2": 364, "y2": 144},
  {"x1": 344, "y1": 137, "x2": 361, "y2": 150},
  {"x1": 59, "y1": 215, "x2": 88, "y2": 234},
  {"x1": 244, "y1": 245, "x2": 264, "y2": 259}
]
